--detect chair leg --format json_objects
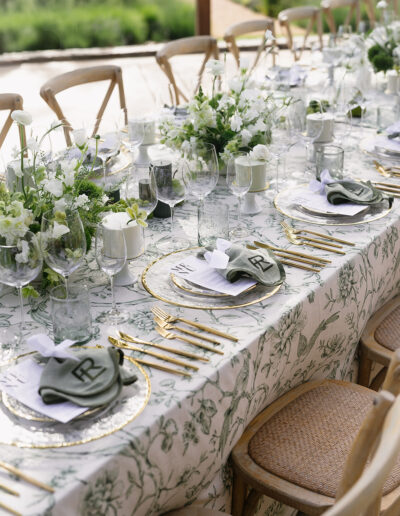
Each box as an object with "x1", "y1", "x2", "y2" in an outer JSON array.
[
  {"x1": 358, "y1": 347, "x2": 372, "y2": 387},
  {"x1": 232, "y1": 469, "x2": 247, "y2": 516},
  {"x1": 370, "y1": 367, "x2": 388, "y2": 391},
  {"x1": 243, "y1": 489, "x2": 262, "y2": 516}
]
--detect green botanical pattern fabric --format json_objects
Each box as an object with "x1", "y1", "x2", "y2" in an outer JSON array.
[{"x1": 0, "y1": 131, "x2": 400, "y2": 516}]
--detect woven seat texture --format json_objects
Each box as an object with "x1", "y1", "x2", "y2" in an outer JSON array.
[
  {"x1": 248, "y1": 382, "x2": 400, "y2": 498},
  {"x1": 374, "y1": 305, "x2": 400, "y2": 352}
]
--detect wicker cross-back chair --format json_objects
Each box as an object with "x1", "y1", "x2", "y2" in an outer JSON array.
[
  {"x1": 156, "y1": 36, "x2": 219, "y2": 105},
  {"x1": 231, "y1": 350, "x2": 400, "y2": 516},
  {"x1": 40, "y1": 65, "x2": 127, "y2": 147},
  {"x1": 0, "y1": 93, "x2": 25, "y2": 150},
  {"x1": 223, "y1": 18, "x2": 277, "y2": 70}
]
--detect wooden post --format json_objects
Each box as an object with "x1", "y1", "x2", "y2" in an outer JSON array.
[{"x1": 196, "y1": 0, "x2": 211, "y2": 35}]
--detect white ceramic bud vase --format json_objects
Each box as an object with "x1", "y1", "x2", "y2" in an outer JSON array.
[{"x1": 102, "y1": 212, "x2": 145, "y2": 286}]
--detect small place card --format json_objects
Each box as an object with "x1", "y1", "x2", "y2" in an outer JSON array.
[
  {"x1": 171, "y1": 255, "x2": 256, "y2": 296},
  {"x1": 292, "y1": 188, "x2": 367, "y2": 217},
  {"x1": 0, "y1": 359, "x2": 88, "y2": 424}
]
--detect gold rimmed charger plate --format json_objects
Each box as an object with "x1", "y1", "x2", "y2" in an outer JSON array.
[
  {"x1": 142, "y1": 247, "x2": 281, "y2": 310},
  {"x1": 0, "y1": 348, "x2": 150, "y2": 448},
  {"x1": 274, "y1": 184, "x2": 393, "y2": 226}
]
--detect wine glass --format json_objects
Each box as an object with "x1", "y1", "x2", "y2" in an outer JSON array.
[
  {"x1": 126, "y1": 119, "x2": 145, "y2": 156},
  {"x1": 95, "y1": 223, "x2": 129, "y2": 325},
  {"x1": 40, "y1": 210, "x2": 87, "y2": 293},
  {"x1": 96, "y1": 130, "x2": 120, "y2": 191},
  {"x1": 151, "y1": 157, "x2": 188, "y2": 251},
  {"x1": 0, "y1": 231, "x2": 42, "y2": 351},
  {"x1": 226, "y1": 152, "x2": 252, "y2": 240},
  {"x1": 269, "y1": 109, "x2": 295, "y2": 191},
  {"x1": 332, "y1": 103, "x2": 353, "y2": 149},
  {"x1": 124, "y1": 167, "x2": 157, "y2": 217}
]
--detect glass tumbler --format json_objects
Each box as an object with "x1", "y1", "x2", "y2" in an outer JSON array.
[
  {"x1": 50, "y1": 284, "x2": 92, "y2": 344},
  {"x1": 198, "y1": 204, "x2": 229, "y2": 247},
  {"x1": 315, "y1": 145, "x2": 344, "y2": 180}
]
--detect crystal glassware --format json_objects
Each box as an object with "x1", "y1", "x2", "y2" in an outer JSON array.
[
  {"x1": 226, "y1": 152, "x2": 252, "y2": 239},
  {"x1": 40, "y1": 210, "x2": 87, "y2": 293},
  {"x1": 0, "y1": 231, "x2": 43, "y2": 351},
  {"x1": 95, "y1": 222, "x2": 129, "y2": 325},
  {"x1": 97, "y1": 130, "x2": 120, "y2": 191}
]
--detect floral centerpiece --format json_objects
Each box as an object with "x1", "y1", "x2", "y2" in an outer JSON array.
[
  {"x1": 366, "y1": 21, "x2": 400, "y2": 73},
  {"x1": 159, "y1": 59, "x2": 280, "y2": 166}
]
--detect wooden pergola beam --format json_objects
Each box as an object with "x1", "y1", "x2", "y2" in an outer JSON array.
[{"x1": 196, "y1": 0, "x2": 211, "y2": 35}]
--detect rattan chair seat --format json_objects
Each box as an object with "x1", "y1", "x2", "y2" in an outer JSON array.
[
  {"x1": 248, "y1": 382, "x2": 400, "y2": 498},
  {"x1": 374, "y1": 304, "x2": 400, "y2": 352}
]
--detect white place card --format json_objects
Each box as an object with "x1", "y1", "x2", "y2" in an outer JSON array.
[
  {"x1": 292, "y1": 188, "x2": 367, "y2": 216},
  {"x1": 0, "y1": 359, "x2": 88, "y2": 424},
  {"x1": 171, "y1": 255, "x2": 256, "y2": 296}
]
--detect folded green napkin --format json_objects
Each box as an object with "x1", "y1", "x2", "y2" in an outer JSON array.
[
  {"x1": 39, "y1": 348, "x2": 137, "y2": 408},
  {"x1": 209, "y1": 244, "x2": 285, "y2": 286},
  {"x1": 325, "y1": 180, "x2": 393, "y2": 207}
]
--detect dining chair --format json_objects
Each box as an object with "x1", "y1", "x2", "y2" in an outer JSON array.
[
  {"x1": 231, "y1": 349, "x2": 400, "y2": 516},
  {"x1": 277, "y1": 6, "x2": 323, "y2": 61},
  {"x1": 358, "y1": 295, "x2": 400, "y2": 391},
  {"x1": 223, "y1": 18, "x2": 277, "y2": 70},
  {"x1": 155, "y1": 35, "x2": 219, "y2": 106},
  {"x1": 0, "y1": 93, "x2": 25, "y2": 150},
  {"x1": 321, "y1": 0, "x2": 360, "y2": 35},
  {"x1": 164, "y1": 509, "x2": 230, "y2": 515},
  {"x1": 40, "y1": 65, "x2": 127, "y2": 147}
]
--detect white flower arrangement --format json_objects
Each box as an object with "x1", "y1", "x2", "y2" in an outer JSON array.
[{"x1": 366, "y1": 21, "x2": 400, "y2": 72}]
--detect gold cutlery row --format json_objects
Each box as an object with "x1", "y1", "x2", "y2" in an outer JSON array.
[
  {"x1": 156, "y1": 326, "x2": 224, "y2": 355},
  {"x1": 282, "y1": 229, "x2": 346, "y2": 255},
  {"x1": 374, "y1": 160, "x2": 400, "y2": 177},
  {"x1": 108, "y1": 336, "x2": 199, "y2": 371},
  {"x1": 247, "y1": 245, "x2": 323, "y2": 272},
  {"x1": 373, "y1": 184, "x2": 400, "y2": 198},
  {"x1": 154, "y1": 314, "x2": 221, "y2": 345},
  {"x1": 0, "y1": 460, "x2": 54, "y2": 493},
  {"x1": 281, "y1": 221, "x2": 355, "y2": 246},
  {"x1": 253, "y1": 240, "x2": 331, "y2": 263},
  {"x1": 152, "y1": 305, "x2": 237, "y2": 342},
  {"x1": 126, "y1": 355, "x2": 192, "y2": 378},
  {"x1": 0, "y1": 501, "x2": 21, "y2": 516}
]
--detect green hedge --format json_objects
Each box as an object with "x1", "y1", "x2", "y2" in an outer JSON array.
[{"x1": 0, "y1": 1, "x2": 195, "y2": 52}]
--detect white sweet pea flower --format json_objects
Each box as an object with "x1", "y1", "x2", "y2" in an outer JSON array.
[
  {"x1": 9, "y1": 161, "x2": 23, "y2": 178},
  {"x1": 53, "y1": 221, "x2": 70, "y2": 239},
  {"x1": 264, "y1": 29, "x2": 276, "y2": 41},
  {"x1": 230, "y1": 113, "x2": 243, "y2": 132},
  {"x1": 43, "y1": 178, "x2": 64, "y2": 197},
  {"x1": 11, "y1": 110, "x2": 32, "y2": 126},
  {"x1": 26, "y1": 138, "x2": 39, "y2": 152},
  {"x1": 240, "y1": 129, "x2": 252, "y2": 145},
  {"x1": 11, "y1": 146, "x2": 20, "y2": 159},
  {"x1": 249, "y1": 144, "x2": 269, "y2": 161},
  {"x1": 243, "y1": 108, "x2": 259, "y2": 122},
  {"x1": 229, "y1": 76, "x2": 245, "y2": 94},
  {"x1": 205, "y1": 59, "x2": 225, "y2": 76},
  {"x1": 72, "y1": 128, "x2": 87, "y2": 147},
  {"x1": 54, "y1": 198, "x2": 67, "y2": 212}
]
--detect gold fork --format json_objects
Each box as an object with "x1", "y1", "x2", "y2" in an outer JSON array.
[
  {"x1": 283, "y1": 229, "x2": 346, "y2": 255},
  {"x1": 281, "y1": 221, "x2": 355, "y2": 246},
  {"x1": 373, "y1": 160, "x2": 400, "y2": 177},
  {"x1": 246, "y1": 245, "x2": 323, "y2": 272},
  {"x1": 156, "y1": 326, "x2": 224, "y2": 355},
  {"x1": 253, "y1": 241, "x2": 331, "y2": 264},
  {"x1": 151, "y1": 306, "x2": 237, "y2": 342},
  {"x1": 281, "y1": 222, "x2": 343, "y2": 249},
  {"x1": 153, "y1": 316, "x2": 221, "y2": 345}
]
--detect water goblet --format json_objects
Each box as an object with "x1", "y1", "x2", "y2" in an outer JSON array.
[
  {"x1": 0, "y1": 231, "x2": 43, "y2": 353},
  {"x1": 124, "y1": 167, "x2": 157, "y2": 217},
  {"x1": 40, "y1": 210, "x2": 87, "y2": 293},
  {"x1": 95, "y1": 223, "x2": 129, "y2": 325},
  {"x1": 226, "y1": 152, "x2": 252, "y2": 240},
  {"x1": 96, "y1": 129, "x2": 120, "y2": 192}
]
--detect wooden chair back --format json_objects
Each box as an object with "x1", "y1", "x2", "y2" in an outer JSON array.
[
  {"x1": 324, "y1": 349, "x2": 400, "y2": 516},
  {"x1": 0, "y1": 93, "x2": 25, "y2": 150},
  {"x1": 223, "y1": 18, "x2": 277, "y2": 70},
  {"x1": 40, "y1": 65, "x2": 127, "y2": 146},
  {"x1": 278, "y1": 6, "x2": 323, "y2": 61},
  {"x1": 155, "y1": 36, "x2": 219, "y2": 105},
  {"x1": 321, "y1": 0, "x2": 360, "y2": 35}
]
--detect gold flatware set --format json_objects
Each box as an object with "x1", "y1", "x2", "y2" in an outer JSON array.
[
  {"x1": 281, "y1": 221, "x2": 347, "y2": 255},
  {"x1": 373, "y1": 160, "x2": 400, "y2": 178}
]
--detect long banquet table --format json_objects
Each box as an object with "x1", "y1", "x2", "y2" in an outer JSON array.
[{"x1": 1, "y1": 123, "x2": 400, "y2": 516}]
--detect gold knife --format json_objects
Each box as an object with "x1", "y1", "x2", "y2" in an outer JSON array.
[
  {"x1": 0, "y1": 501, "x2": 21, "y2": 516},
  {"x1": 0, "y1": 483, "x2": 19, "y2": 497},
  {"x1": 0, "y1": 461, "x2": 54, "y2": 493},
  {"x1": 118, "y1": 331, "x2": 209, "y2": 362},
  {"x1": 109, "y1": 337, "x2": 199, "y2": 371},
  {"x1": 254, "y1": 241, "x2": 332, "y2": 263},
  {"x1": 124, "y1": 356, "x2": 191, "y2": 377}
]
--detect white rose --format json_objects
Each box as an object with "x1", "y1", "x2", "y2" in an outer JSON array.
[
  {"x1": 53, "y1": 222, "x2": 70, "y2": 239},
  {"x1": 205, "y1": 59, "x2": 224, "y2": 76},
  {"x1": 72, "y1": 128, "x2": 87, "y2": 147},
  {"x1": 11, "y1": 110, "x2": 32, "y2": 126},
  {"x1": 231, "y1": 113, "x2": 243, "y2": 132},
  {"x1": 249, "y1": 144, "x2": 269, "y2": 161}
]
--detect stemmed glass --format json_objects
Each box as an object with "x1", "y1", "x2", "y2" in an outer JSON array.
[
  {"x1": 0, "y1": 231, "x2": 42, "y2": 350},
  {"x1": 126, "y1": 119, "x2": 145, "y2": 156},
  {"x1": 151, "y1": 158, "x2": 188, "y2": 251},
  {"x1": 332, "y1": 103, "x2": 352, "y2": 149},
  {"x1": 124, "y1": 167, "x2": 157, "y2": 217},
  {"x1": 226, "y1": 152, "x2": 252, "y2": 239},
  {"x1": 269, "y1": 110, "x2": 295, "y2": 191},
  {"x1": 40, "y1": 210, "x2": 87, "y2": 293},
  {"x1": 95, "y1": 223, "x2": 129, "y2": 325},
  {"x1": 97, "y1": 131, "x2": 120, "y2": 191}
]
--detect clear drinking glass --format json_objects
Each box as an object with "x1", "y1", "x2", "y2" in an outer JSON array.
[
  {"x1": 269, "y1": 110, "x2": 295, "y2": 190},
  {"x1": 333, "y1": 104, "x2": 352, "y2": 148},
  {"x1": 198, "y1": 203, "x2": 229, "y2": 247},
  {"x1": 226, "y1": 152, "x2": 252, "y2": 239},
  {"x1": 150, "y1": 158, "x2": 188, "y2": 251},
  {"x1": 124, "y1": 167, "x2": 157, "y2": 217},
  {"x1": 0, "y1": 231, "x2": 42, "y2": 349},
  {"x1": 97, "y1": 130, "x2": 120, "y2": 191},
  {"x1": 40, "y1": 210, "x2": 87, "y2": 293},
  {"x1": 95, "y1": 223, "x2": 129, "y2": 325},
  {"x1": 127, "y1": 119, "x2": 145, "y2": 154},
  {"x1": 315, "y1": 144, "x2": 344, "y2": 180},
  {"x1": 50, "y1": 284, "x2": 92, "y2": 344}
]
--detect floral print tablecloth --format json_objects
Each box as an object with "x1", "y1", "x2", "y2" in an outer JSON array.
[{"x1": 1, "y1": 131, "x2": 400, "y2": 516}]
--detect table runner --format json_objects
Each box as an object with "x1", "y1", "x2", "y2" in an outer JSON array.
[{"x1": 0, "y1": 132, "x2": 399, "y2": 515}]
